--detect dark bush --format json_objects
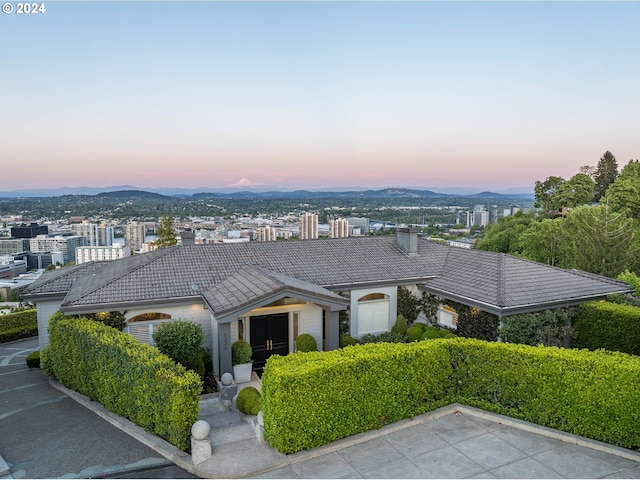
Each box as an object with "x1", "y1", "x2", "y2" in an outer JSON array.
[
  {"x1": 237, "y1": 386, "x2": 261, "y2": 415},
  {"x1": 296, "y1": 334, "x2": 317, "y2": 352},
  {"x1": 406, "y1": 326, "x2": 423, "y2": 342},
  {"x1": 153, "y1": 320, "x2": 204, "y2": 368},
  {"x1": 421, "y1": 327, "x2": 442, "y2": 340},
  {"x1": 26, "y1": 350, "x2": 40, "y2": 368},
  {"x1": 85, "y1": 311, "x2": 126, "y2": 331},
  {"x1": 339, "y1": 333, "x2": 358, "y2": 348},
  {"x1": 391, "y1": 315, "x2": 408, "y2": 335},
  {"x1": 574, "y1": 301, "x2": 640, "y2": 355},
  {"x1": 359, "y1": 331, "x2": 406, "y2": 344},
  {"x1": 0, "y1": 309, "x2": 37, "y2": 343},
  {"x1": 232, "y1": 340, "x2": 253, "y2": 365}
]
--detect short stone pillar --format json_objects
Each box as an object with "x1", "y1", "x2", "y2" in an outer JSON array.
[
  {"x1": 217, "y1": 372, "x2": 237, "y2": 407},
  {"x1": 191, "y1": 420, "x2": 212, "y2": 465}
]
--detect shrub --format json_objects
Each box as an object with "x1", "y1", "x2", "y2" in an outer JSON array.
[
  {"x1": 618, "y1": 270, "x2": 640, "y2": 296},
  {"x1": 339, "y1": 333, "x2": 358, "y2": 348},
  {"x1": 41, "y1": 346, "x2": 53, "y2": 376},
  {"x1": 236, "y1": 386, "x2": 261, "y2": 415},
  {"x1": 391, "y1": 315, "x2": 408, "y2": 335},
  {"x1": 573, "y1": 301, "x2": 640, "y2": 355},
  {"x1": 421, "y1": 327, "x2": 442, "y2": 340},
  {"x1": 152, "y1": 320, "x2": 203, "y2": 368},
  {"x1": 500, "y1": 309, "x2": 571, "y2": 347},
  {"x1": 0, "y1": 309, "x2": 37, "y2": 343},
  {"x1": 26, "y1": 350, "x2": 40, "y2": 368},
  {"x1": 406, "y1": 325, "x2": 423, "y2": 342},
  {"x1": 397, "y1": 287, "x2": 421, "y2": 323},
  {"x1": 296, "y1": 333, "x2": 317, "y2": 352},
  {"x1": 359, "y1": 331, "x2": 406, "y2": 344},
  {"x1": 47, "y1": 317, "x2": 201, "y2": 450},
  {"x1": 232, "y1": 340, "x2": 253, "y2": 365},
  {"x1": 261, "y1": 338, "x2": 640, "y2": 454},
  {"x1": 85, "y1": 311, "x2": 126, "y2": 331}
]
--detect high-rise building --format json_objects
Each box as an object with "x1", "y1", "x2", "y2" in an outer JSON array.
[
  {"x1": 29, "y1": 235, "x2": 86, "y2": 264},
  {"x1": 329, "y1": 218, "x2": 349, "y2": 239},
  {"x1": 72, "y1": 223, "x2": 115, "y2": 247},
  {"x1": 256, "y1": 226, "x2": 277, "y2": 242},
  {"x1": 11, "y1": 223, "x2": 48, "y2": 239},
  {"x1": 75, "y1": 245, "x2": 131, "y2": 264},
  {"x1": 71, "y1": 222, "x2": 114, "y2": 247},
  {"x1": 0, "y1": 239, "x2": 30, "y2": 255},
  {"x1": 124, "y1": 222, "x2": 146, "y2": 251},
  {"x1": 299, "y1": 213, "x2": 318, "y2": 240}
]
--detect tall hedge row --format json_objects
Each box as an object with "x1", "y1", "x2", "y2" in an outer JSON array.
[
  {"x1": 0, "y1": 309, "x2": 37, "y2": 343},
  {"x1": 47, "y1": 317, "x2": 201, "y2": 450},
  {"x1": 573, "y1": 301, "x2": 640, "y2": 355},
  {"x1": 262, "y1": 341, "x2": 453, "y2": 453},
  {"x1": 262, "y1": 338, "x2": 640, "y2": 453},
  {"x1": 448, "y1": 339, "x2": 640, "y2": 449}
]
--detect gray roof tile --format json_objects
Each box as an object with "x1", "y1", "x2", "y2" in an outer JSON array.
[{"x1": 25, "y1": 236, "x2": 631, "y2": 316}]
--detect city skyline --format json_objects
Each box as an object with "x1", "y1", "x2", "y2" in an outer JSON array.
[{"x1": 1, "y1": 1, "x2": 638, "y2": 192}]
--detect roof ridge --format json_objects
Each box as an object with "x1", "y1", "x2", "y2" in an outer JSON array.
[{"x1": 497, "y1": 253, "x2": 505, "y2": 307}]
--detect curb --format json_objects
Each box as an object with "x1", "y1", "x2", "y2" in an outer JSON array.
[{"x1": 52, "y1": 379, "x2": 640, "y2": 479}]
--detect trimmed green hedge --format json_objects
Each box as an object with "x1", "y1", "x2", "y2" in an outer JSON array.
[
  {"x1": 261, "y1": 338, "x2": 640, "y2": 453},
  {"x1": 0, "y1": 309, "x2": 37, "y2": 343},
  {"x1": 47, "y1": 317, "x2": 201, "y2": 450},
  {"x1": 574, "y1": 301, "x2": 640, "y2": 355},
  {"x1": 262, "y1": 341, "x2": 453, "y2": 453}
]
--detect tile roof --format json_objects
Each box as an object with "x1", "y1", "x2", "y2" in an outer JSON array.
[
  {"x1": 418, "y1": 242, "x2": 631, "y2": 315},
  {"x1": 203, "y1": 265, "x2": 348, "y2": 317},
  {"x1": 24, "y1": 235, "x2": 632, "y2": 316}
]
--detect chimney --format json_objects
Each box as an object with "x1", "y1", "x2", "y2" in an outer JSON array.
[
  {"x1": 180, "y1": 229, "x2": 195, "y2": 246},
  {"x1": 396, "y1": 226, "x2": 420, "y2": 257}
]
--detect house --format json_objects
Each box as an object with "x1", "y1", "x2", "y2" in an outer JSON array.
[{"x1": 23, "y1": 228, "x2": 631, "y2": 377}]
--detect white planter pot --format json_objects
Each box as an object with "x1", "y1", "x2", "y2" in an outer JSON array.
[{"x1": 233, "y1": 363, "x2": 253, "y2": 383}]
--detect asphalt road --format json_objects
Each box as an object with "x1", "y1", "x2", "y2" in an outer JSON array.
[{"x1": 0, "y1": 337, "x2": 196, "y2": 479}]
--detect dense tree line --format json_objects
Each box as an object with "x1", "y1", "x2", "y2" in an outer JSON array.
[{"x1": 478, "y1": 151, "x2": 640, "y2": 279}]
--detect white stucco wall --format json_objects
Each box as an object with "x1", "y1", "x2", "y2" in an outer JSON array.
[
  {"x1": 349, "y1": 286, "x2": 398, "y2": 338},
  {"x1": 124, "y1": 301, "x2": 216, "y2": 357},
  {"x1": 36, "y1": 298, "x2": 64, "y2": 350}
]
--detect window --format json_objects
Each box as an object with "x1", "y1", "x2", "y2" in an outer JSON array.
[
  {"x1": 357, "y1": 293, "x2": 390, "y2": 336},
  {"x1": 128, "y1": 312, "x2": 171, "y2": 322}
]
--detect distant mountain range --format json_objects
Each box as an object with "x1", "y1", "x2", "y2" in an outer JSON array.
[{"x1": 0, "y1": 185, "x2": 534, "y2": 199}]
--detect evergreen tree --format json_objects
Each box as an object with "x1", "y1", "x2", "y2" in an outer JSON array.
[
  {"x1": 564, "y1": 204, "x2": 637, "y2": 278},
  {"x1": 153, "y1": 215, "x2": 178, "y2": 249},
  {"x1": 593, "y1": 151, "x2": 619, "y2": 201},
  {"x1": 603, "y1": 159, "x2": 640, "y2": 218}
]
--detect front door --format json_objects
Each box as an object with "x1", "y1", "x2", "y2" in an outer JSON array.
[{"x1": 250, "y1": 312, "x2": 289, "y2": 373}]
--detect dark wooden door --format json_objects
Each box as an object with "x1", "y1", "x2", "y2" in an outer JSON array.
[{"x1": 250, "y1": 312, "x2": 289, "y2": 373}]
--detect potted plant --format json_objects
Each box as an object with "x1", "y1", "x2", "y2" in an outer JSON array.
[{"x1": 231, "y1": 339, "x2": 253, "y2": 383}]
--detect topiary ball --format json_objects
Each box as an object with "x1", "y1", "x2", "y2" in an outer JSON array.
[
  {"x1": 236, "y1": 386, "x2": 261, "y2": 416},
  {"x1": 407, "y1": 326, "x2": 423, "y2": 342},
  {"x1": 391, "y1": 315, "x2": 408, "y2": 335},
  {"x1": 296, "y1": 334, "x2": 318, "y2": 352}
]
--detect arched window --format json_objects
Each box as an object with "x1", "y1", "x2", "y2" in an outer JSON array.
[
  {"x1": 357, "y1": 292, "x2": 390, "y2": 335},
  {"x1": 128, "y1": 312, "x2": 171, "y2": 323},
  {"x1": 358, "y1": 293, "x2": 388, "y2": 302}
]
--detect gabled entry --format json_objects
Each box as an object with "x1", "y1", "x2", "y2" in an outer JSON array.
[
  {"x1": 204, "y1": 265, "x2": 349, "y2": 377},
  {"x1": 250, "y1": 312, "x2": 289, "y2": 374}
]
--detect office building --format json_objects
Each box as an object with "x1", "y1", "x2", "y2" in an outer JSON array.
[
  {"x1": 76, "y1": 245, "x2": 131, "y2": 264},
  {"x1": 11, "y1": 223, "x2": 48, "y2": 239},
  {"x1": 29, "y1": 235, "x2": 86, "y2": 264},
  {"x1": 0, "y1": 239, "x2": 30, "y2": 255}
]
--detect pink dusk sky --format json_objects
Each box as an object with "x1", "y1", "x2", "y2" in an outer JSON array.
[{"x1": 1, "y1": 2, "x2": 638, "y2": 192}]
